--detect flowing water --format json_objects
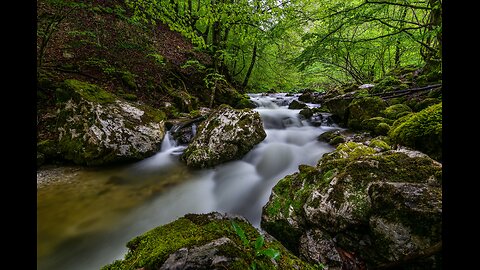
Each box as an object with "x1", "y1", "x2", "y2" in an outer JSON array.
[{"x1": 37, "y1": 93, "x2": 336, "y2": 270}]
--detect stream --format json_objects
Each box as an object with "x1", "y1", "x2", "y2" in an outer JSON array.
[{"x1": 37, "y1": 93, "x2": 337, "y2": 270}]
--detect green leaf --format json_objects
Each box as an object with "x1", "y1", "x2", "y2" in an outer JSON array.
[
  {"x1": 259, "y1": 248, "x2": 281, "y2": 260},
  {"x1": 231, "y1": 221, "x2": 249, "y2": 246},
  {"x1": 254, "y1": 236, "x2": 265, "y2": 251},
  {"x1": 250, "y1": 261, "x2": 257, "y2": 270}
]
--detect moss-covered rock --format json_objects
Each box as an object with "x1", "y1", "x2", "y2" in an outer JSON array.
[
  {"x1": 346, "y1": 96, "x2": 387, "y2": 130},
  {"x1": 181, "y1": 104, "x2": 266, "y2": 168},
  {"x1": 389, "y1": 103, "x2": 442, "y2": 161},
  {"x1": 261, "y1": 141, "x2": 442, "y2": 269},
  {"x1": 101, "y1": 212, "x2": 315, "y2": 270},
  {"x1": 361, "y1": 116, "x2": 393, "y2": 136},
  {"x1": 413, "y1": 97, "x2": 441, "y2": 112},
  {"x1": 374, "y1": 122, "x2": 391, "y2": 136},
  {"x1": 56, "y1": 79, "x2": 115, "y2": 104},
  {"x1": 383, "y1": 104, "x2": 412, "y2": 120},
  {"x1": 56, "y1": 79, "x2": 166, "y2": 165},
  {"x1": 288, "y1": 100, "x2": 308, "y2": 109},
  {"x1": 169, "y1": 89, "x2": 199, "y2": 113},
  {"x1": 371, "y1": 75, "x2": 406, "y2": 94},
  {"x1": 234, "y1": 95, "x2": 256, "y2": 109}
]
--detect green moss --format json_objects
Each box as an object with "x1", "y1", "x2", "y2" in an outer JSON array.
[
  {"x1": 319, "y1": 142, "x2": 377, "y2": 172},
  {"x1": 383, "y1": 104, "x2": 412, "y2": 120},
  {"x1": 347, "y1": 97, "x2": 387, "y2": 130},
  {"x1": 374, "y1": 122, "x2": 391, "y2": 136},
  {"x1": 369, "y1": 138, "x2": 391, "y2": 151},
  {"x1": 139, "y1": 104, "x2": 166, "y2": 123},
  {"x1": 371, "y1": 75, "x2": 403, "y2": 94},
  {"x1": 60, "y1": 79, "x2": 115, "y2": 104},
  {"x1": 361, "y1": 117, "x2": 391, "y2": 134},
  {"x1": 414, "y1": 97, "x2": 441, "y2": 112},
  {"x1": 120, "y1": 93, "x2": 138, "y2": 101},
  {"x1": 235, "y1": 97, "x2": 256, "y2": 109},
  {"x1": 102, "y1": 213, "x2": 314, "y2": 270},
  {"x1": 120, "y1": 71, "x2": 137, "y2": 90},
  {"x1": 389, "y1": 103, "x2": 442, "y2": 161},
  {"x1": 329, "y1": 135, "x2": 346, "y2": 145}
]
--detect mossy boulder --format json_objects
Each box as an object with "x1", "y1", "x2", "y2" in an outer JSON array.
[
  {"x1": 234, "y1": 94, "x2": 256, "y2": 109},
  {"x1": 288, "y1": 100, "x2": 308, "y2": 109},
  {"x1": 170, "y1": 89, "x2": 199, "y2": 112},
  {"x1": 261, "y1": 141, "x2": 442, "y2": 269},
  {"x1": 413, "y1": 97, "x2": 441, "y2": 112},
  {"x1": 371, "y1": 75, "x2": 406, "y2": 94},
  {"x1": 346, "y1": 96, "x2": 387, "y2": 130},
  {"x1": 389, "y1": 103, "x2": 442, "y2": 161},
  {"x1": 323, "y1": 97, "x2": 352, "y2": 125},
  {"x1": 298, "y1": 90, "x2": 324, "y2": 104},
  {"x1": 181, "y1": 104, "x2": 266, "y2": 168},
  {"x1": 101, "y1": 212, "x2": 315, "y2": 270},
  {"x1": 361, "y1": 117, "x2": 392, "y2": 136},
  {"x1": 383, "y1": 104, "x2": 412, "y2": 120},
  {"x1": 317, "y1": 129, "x2": 346, "y2": 146},
  {"x1": 56, "y1": 79, "x2": 166, "y2": 165}
]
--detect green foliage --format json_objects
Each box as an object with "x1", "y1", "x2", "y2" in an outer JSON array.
[
  {"x1": 231, "y1": 220, "x2": 281, "y2": 269},
  {"x1": 181, "y1": 59, "x2": 206, "y2": 72},
  {"x1": 147, "y1": 53, "x2": 166, "y2": 66}
]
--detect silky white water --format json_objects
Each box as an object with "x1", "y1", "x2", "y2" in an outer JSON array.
[{"x1": 37, "y1": 93, "x2": 336, "y2": 270}]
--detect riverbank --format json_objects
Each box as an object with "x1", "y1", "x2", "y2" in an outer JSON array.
[{"x1": 37, "y1": 165, "x2": 84, "y2": 189}]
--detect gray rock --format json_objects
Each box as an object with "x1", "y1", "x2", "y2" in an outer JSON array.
[
  {"x1": 261, "y1": 142, "x2": 442, "y2": 269},
  {"x1": 181, "y1": 104, "x2": 266, "y2": 168},
  {"x1": 159, "y1": 237, "x2": 238, "y2": 270},
  {"x1": 56, "y1": 80, "x2": 165, "y2": 165}
]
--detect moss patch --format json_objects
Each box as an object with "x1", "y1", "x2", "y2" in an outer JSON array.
[
  {"x1": 389, "y1": 103, "x2": 442, "y2": 161},
  {"x1": 383, "y1": 104, "x2": 412, "y2": 120},
  {"x1": 347, "y1": 97, "x2": 387, "y2": 130},
  {"x1": 59, "y1": 79, "x2": 115, "y2": 104},
  {"x1": 101, "y1": 213, "x2": 314, "y2": 270}
]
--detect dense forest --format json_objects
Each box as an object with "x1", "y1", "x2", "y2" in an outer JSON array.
[{"x1": 37, "y1": 0, "x2": 442, "y2": 269}]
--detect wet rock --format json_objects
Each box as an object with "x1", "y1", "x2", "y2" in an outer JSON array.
[
  {"x1": 288, "y1": 100, "x2": 308, "y2": 109},
  {"x1": 56, "y1": 79, "x2": 166, "y2": 165},
  {"x1": 298, "y1": 90, "x2": 324, "y2": 104},
  {"x1": 181, "y1": 104, "x2": 266, "y2": 168},
  {"x1": 261, "y1": 141, "x2": 442, "y2": 269},
  {"x1": 299, "y1": 108, "x2": 313, "y2": 119}
]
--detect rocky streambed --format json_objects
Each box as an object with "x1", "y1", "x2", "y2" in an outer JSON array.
[{"x1": 38, "y1": 91, "x2": 442, "y2": 270}]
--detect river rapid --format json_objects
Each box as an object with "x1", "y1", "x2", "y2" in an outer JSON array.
[{"x1": 37, "y1": 93, "x2": 336, "y2": 270}]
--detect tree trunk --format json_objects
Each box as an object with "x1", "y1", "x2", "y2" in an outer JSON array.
[{"x1": 242, "y1": 42, "x2": 257, "y2": 88}]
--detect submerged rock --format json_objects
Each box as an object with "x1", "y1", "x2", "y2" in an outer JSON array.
[
  {"x1": 101, "y1": 212, "x2": 315, "y2": 270},
  {"x1": 261, "y1": 141, "x2": 442, "y2": 269},
  {"x1": 56, "y1": 79, "x2": 166, "y2": 165},
  {"x1": 181, "y1": 104, "x2": 266, "y2": 168}
]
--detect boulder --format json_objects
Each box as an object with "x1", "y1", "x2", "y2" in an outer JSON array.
[
  {"x1": 346, "y1": 96, "x2": 387, "y2": 130},
  {"x1": 288, "y1": 100, "x2": 308, "y2": 109},
  {"x1": 261, "y1": 141, "x2": 442, "y2": 269},
  {"x1": 298, "y1": 90, "x2": 324, "y2": 104},
  {"x1": 101, "y1": 212, "x2": 315, "y2": 270},
  {"x1": 181, "y1": 104, "x2": 266, "y2": 168},
  {"x1": 383, "y1": 104, "x2": 412, "y2": 120},
  {"x1": 56, "y1": 79, "x2": 166, "y2": 165},
  {"x1": 389, "y1": 102, "x2": 442, "y2": 161}
]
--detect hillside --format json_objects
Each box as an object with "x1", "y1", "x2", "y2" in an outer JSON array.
[{"x1": 37, "y1": 0, "x2": 249, "y2": 154}]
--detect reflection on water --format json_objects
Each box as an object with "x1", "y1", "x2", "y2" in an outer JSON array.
[{"x1": 37, "y1": 93, "x2": 336, "y2": 270}]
